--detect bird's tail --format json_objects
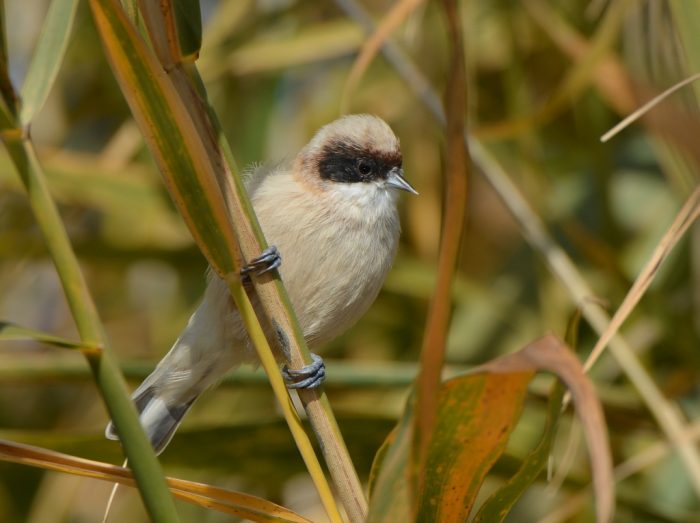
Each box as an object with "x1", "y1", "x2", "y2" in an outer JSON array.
[
  {"x1": 105, "y1": 384, "x2": 197, "y2": 455},
  {"x1": 105, "y1": 274, "x2": 240, "y2": 455}
]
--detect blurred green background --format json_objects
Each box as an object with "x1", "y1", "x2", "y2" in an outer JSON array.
[{"x1": 1, "y1": 0, "x2": 699, "y2": 521}]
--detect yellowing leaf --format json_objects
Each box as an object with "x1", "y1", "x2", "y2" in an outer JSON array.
[
  {"x1": 88, "y1": 0, "x2": 239, "y2": 276},
  {"x1": 472, "y1": 384, "x2": 564, "y2": 523},
  {"x1": 368, "y1": 335, "x2": 614, "y2": 523},
  {"x1": 368, "y1": 372, "x2": 532, "y2": 522},
  {"x1": 416, "y1": 372, "x2": 533, "y2": 521},
  {"x1": 0, "y1": 438, "x2": 311, "y2": 523}
]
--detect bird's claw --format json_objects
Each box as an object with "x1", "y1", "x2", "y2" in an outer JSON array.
[
  {"x1": 241, "y1": 245, "x2": 281, "y2": 278},
  {"x1": 283, "y1": 353, "x2": 325, "y2": 389}
]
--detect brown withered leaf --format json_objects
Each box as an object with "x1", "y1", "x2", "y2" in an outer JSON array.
[{"x1": 368, "y1": 335, "x2": 614, "y2": 523}]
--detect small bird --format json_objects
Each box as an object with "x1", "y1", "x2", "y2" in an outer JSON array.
[{"x1": 106, "y1": 114, "x2": 417, "y2": 454}]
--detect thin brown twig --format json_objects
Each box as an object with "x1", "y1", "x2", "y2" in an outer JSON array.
[
  {"x1": 340, "y1": 0, "x2": 425, "y2": 113},
  {"x1": 413, "y1": 0, "x2": 469, "y2": 489}
]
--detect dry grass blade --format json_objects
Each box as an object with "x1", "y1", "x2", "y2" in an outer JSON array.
[
  {"x1": 583, "y1": 186, "x2": 700, "y2": 372},
  {"x1": 541, "y1": 421, "x2": 700, "y2": 523},
  {"x1": 474, "y1": 335, "x2": 614, "y2": 523},
  {"x1": 340, "y1": 0, "x2": 425, "y2": 113},
  {"x1": 523, "y1": 0, "x2": 636, "y2": 116},
  {"x1": 601, "y1": 72, "x2": 700, "y2": 142},
  {"x1": 102, "y1": 466, "x2": 124, "y2": 523},
  {"x1": 0, "y1": 439, "x2": 311, "y2": 523}
]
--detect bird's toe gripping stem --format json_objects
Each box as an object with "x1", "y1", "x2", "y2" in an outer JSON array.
[
  {"x1": 283, "y1": 353, "x2": 326, "y2": 390},
  {"x1": 241, "y1": 245, "x2": 281, "y2": 278}
]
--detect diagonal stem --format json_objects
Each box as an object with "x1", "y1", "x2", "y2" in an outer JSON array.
[
  {"x1": 136, "y1": 2, "x2": 365, "y2": 520},
  {"x1": 1, "y1": 133, "x2": 179, "y2": 521}
]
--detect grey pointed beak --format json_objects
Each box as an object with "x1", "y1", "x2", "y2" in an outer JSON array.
[{"x1": 385, "y1": 167, "x2": 418, "y2": 195}]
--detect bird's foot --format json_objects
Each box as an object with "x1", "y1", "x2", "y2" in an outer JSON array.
[
  {"x1": 283, "y1": 353, "x2": 325, "y2": 389},
  {"x1": 241, "y1": 245, "x2": 281, "y2": 278}
]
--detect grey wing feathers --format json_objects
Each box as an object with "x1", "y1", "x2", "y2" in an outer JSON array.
[{"x1": 105, "y1": 385, "x2": 197, "y2": 455}]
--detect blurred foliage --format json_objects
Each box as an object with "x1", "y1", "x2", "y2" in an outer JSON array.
[{"x1": 0, "y1": 0, "x2": 699, "y2": 521}]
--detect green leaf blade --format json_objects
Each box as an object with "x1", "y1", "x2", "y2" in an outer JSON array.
[
  {"x1": 367, "y1": 394, "x2": 413, "y2": 522},
  {"x1": 174, "y1": 0, "x2": 202, "y2": 59},
  {"x1": 89, "y1": 0, "x2": 238, "y2": 276},
  {"x1": 19, "y1": 0, "x2": 80, "y2": 125},
  {"x1": 0, "y1": 321, "x2": 88, "y2": 350}
]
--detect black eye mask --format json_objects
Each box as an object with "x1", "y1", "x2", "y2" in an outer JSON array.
[{"x1": 318, "y1": 140, "x2": 402, "y2": 184}]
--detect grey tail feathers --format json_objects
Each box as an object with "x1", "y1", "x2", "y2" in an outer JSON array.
[{"x1": 105, "y1": 387, "x2": 196, "y2": 455}]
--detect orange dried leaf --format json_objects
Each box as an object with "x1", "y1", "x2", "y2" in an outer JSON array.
[
  {"x1": 369, "y1": 335, "x2": 614, "y2": 523},
  {"x1": 415, "y1": 371, "x2": 533, "y2": 521},
  {"x1": 368, "y1": 372, "x2": 532, "y2": 522},
  {"x1": 0, "y1": 439, "x2": 310, "y2": 523},
  {"x1": 474, "y1": 335, "x2": 614, "y2": 522}
]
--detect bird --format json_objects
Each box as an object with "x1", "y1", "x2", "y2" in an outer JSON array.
[{"x1": 106, "y1": 114, "x2": 417, "y2": 454}]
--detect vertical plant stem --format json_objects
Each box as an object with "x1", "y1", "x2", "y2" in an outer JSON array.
[
  {"x1": 1, "y1": 134, "x2": 179, "y2": 521},
  {"x1": 414, "y1": 0, "x2": 470, "y2": 473},
  {"x1": 224, "y1": 279, "x2": 344, "y2": 523},
  {"x1": 137, "y1": 2, "x2": 366, "y2": 520},
  {"x1": 3, "y1": 137, "x2": 103, "y2": 344},
  {"x1": 210, "y1": 104, "x2": 368, "y2": 522},
  {"x1": 91, "y1": 0, "x2": 342, "y2": 516}
]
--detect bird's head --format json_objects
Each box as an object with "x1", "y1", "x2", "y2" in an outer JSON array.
[{"x1": 294, "y1": 114, "x2": 418, "y2": 199}]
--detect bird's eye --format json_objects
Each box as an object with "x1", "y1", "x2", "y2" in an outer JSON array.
[{"x1": 357, "y1": 159, "x2": 372, "y2": 176}]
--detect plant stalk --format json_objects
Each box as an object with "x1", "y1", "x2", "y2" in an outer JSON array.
[
  {"x1": 1, "y1": 134, "x2": 179, "y2": 521},
  {"x1": 412, "y1": 0, "x2": 470, "y2": 501},
  {"x1": 137, "y1": 2, "x2": 367, "y2": 520}
]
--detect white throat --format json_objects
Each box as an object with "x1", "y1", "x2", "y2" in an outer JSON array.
[{"x1": 327, "y1": 182, "x2": 399, "y2": 222}]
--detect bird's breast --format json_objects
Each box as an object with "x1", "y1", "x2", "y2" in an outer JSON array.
[{"x1": 251, "y1": 174, "x2": 399, "y2": 346}]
